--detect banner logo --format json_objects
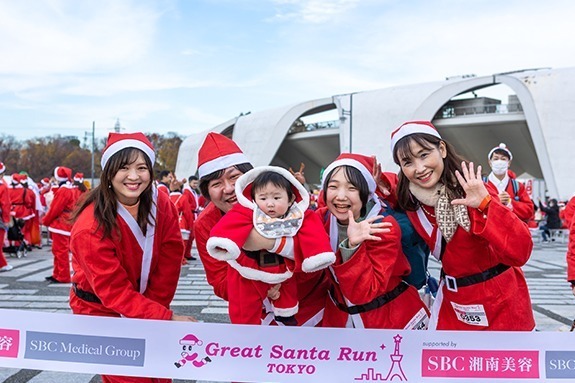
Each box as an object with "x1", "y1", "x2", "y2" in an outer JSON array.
[
  {"x1": 174, "y1": 333, "x2": 212, "y2": 369},
  {"x1": 546, "y1": 351, "x2": 575, "y2": 378},
  {"x1": 0, "y1": 329, "x2": 20, "y2": 358},
  {"x1": 25, "y1": 331, "x2": 146, "y2": 366},
  {"x1": 422, "y1": 349, "x2": 539, "y2": 379}
]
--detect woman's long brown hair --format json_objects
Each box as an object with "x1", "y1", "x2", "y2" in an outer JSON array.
[
  {"x1": 72, "y1": 148, "x2": 154, "y2": 239},
  {"x1": 393, "y1": 133, "x2": 467, "y2": 211}
]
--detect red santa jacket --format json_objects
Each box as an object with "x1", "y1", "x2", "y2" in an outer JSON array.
[
  {"x1": 206, "y1": 167, "x2": 335, "y2": 283},
  {"x1": 9, "y1": 185, "x2": 36, "y2": 220},
  {"x1": 317, "y1": 205, "x2": 429, "y2": 329},
  {"x1": 407, "y1": 188, "x2": 534, "y2": 331},
  {"x1": 564, "y1": 196, "x2": 575, "y2": 230},
  {"x1": 486, "y1": 173, "x2": 534, "y2": 222},
  {"x1": 0, "y1": 180, "x2": 11, "y2": 225},
  {"x1": 69, "y1": 190, "x2": 184, "y2": 319},
  {"x1": 567, "y1": 217, "x2": 575, "y2": 282},
  {"x1": 42, "y1": 183, "x2": 79, "y2": 235}
]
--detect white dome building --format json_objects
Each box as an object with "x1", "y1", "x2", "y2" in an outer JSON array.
[{"x1": 176, "y1": 67, "x2": 575, "y2": 200}]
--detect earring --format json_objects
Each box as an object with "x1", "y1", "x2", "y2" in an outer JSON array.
[{"x1": 108, "y1": 183, "x2": 112, "y2": 189}]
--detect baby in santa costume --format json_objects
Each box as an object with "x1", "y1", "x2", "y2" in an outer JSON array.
[{"x1": 207, "y1": 165, "x2": 335, "y2": 325}]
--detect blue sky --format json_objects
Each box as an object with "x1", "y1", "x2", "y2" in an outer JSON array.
[{"x1": 1, "y1": 0, "x2": 574, "y2": 141}]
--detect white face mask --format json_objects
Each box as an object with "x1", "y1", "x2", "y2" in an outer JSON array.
[{"x1": 491, "y1": 159, "x2": 509, "y2": 176}]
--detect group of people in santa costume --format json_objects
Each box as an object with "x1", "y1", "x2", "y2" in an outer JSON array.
[{"x1": 196, "y1": 123, "x2": 535, "y2": 333}]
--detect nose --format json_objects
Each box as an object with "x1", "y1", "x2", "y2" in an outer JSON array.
[
  {"x1": 414, "y1": 159, "x2": 426, "y2": 174},
  {"x1": 223, "y1": 179, "x2": 235, "y2": 194},
  {"x1": 126, "y1": 167, "x2": 139, "y2": 179},
  {"x1": 335, "y1": 187, "x2": 346, "y2": 200}
]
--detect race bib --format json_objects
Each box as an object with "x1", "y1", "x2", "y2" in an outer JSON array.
[
  {"x1": 404, "y1": 308, "x2": 429, "y2": 330},
  {"x1": 451, "y1": 302, "x2": 489, "y2": 327}
]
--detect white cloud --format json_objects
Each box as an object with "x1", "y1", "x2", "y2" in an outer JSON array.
[
  {"x1": 269, "y1": 0, "x2": 362, "y2": 23},
  {"x1": 0, "y1": 0, "x2": 160, "y2": 75}
]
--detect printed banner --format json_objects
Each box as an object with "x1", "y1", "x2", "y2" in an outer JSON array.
[{"x1": 1, "y1": 308, "x2": 574, "y2": 382}]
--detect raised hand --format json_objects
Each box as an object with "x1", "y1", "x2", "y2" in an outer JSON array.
[
  {"x1": 289, "y1": 162, "x2": 306, "y2": 185},
  {"x1": 371, "y1": 155, "x2": 390, "y2": 197},
  {"x1": 346, "y1": 210, "x2": 392, "y2": 247},
  {"x1": 451, "y1": 161, "x2": 489, "y2": 208}
]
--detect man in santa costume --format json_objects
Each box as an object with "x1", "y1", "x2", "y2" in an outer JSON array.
[
  {"x1": 194, "y1": 132, "x2": 330, "y2": 326},
  {"x1": 157, "y1": 170, "x2": 172, "y2": 196},
  {"x1": 42, "y1": 166, "x2": 78, "y2": 283},
  {"x1": 181, "y1": 176, "x2": 199, "y2": 261},
  {"x1": 485, "y1": 143, "x2": 533, "y2": 222},
  {"x1": 0, "y1": 162, "x2": 14, "y2": 272},
  {"x1": 207, "y1": 166, "x2": 335, "y2": 325}
]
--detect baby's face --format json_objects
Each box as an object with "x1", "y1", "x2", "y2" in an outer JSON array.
[{"x1": 254, "y1": 183, "x2": 291, "y2": 218}]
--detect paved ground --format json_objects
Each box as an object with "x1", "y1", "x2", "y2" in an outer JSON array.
[{"x1": 0, "y1": 239, "x2": 574, "y2": 382}]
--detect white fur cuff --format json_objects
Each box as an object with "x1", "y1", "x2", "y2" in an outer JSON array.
[
  {"x1": 272, "y1": 304, "x2": 299, "y2": 317},
  {"x1": 302, "y1": 252, "x2": 336, "y2": 273},
  {"x1": 206, "y1": 237, "x2": 241, "y2": 261}
]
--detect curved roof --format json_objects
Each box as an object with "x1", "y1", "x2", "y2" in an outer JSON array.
[{"x1": 176, "y1": 67, "x2": 575, "y2": 199}]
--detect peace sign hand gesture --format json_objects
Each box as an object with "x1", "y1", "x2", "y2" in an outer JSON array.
[
  {"x1": 346, "y1": 210, "x2": 392, "y2": 247},
  {"x1": 451, "y1": 161, "x2": 489, "y2": 208}
]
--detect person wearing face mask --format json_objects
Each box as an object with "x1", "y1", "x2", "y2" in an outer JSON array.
[
  {"x1": 485, "y1": 143, "x2": 534, "y2": 223},
  {"x1": 538, "y1": 198, "x2": 561, "y2": 243}
]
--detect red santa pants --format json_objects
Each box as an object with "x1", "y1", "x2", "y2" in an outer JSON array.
[
  {"x1": 227, "y1": 267, "x2": 298, "y2": 325},
  {"x1": 0, "y1": 229, "x2": 8, "y2": 268},
  {"x1": 50, "y1": 232, "x2": 71, "y2": 283}
]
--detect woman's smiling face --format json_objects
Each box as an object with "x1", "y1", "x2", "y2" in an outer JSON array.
[
  {"x1": 398, "y1": 139, "x2": 447, "y2": 189},
  {"x1": 325, "y1": 167, "x2": 362, "y2": 224},
  {"x1": 111, "y1": 151, "x2": 151, "y2": 205}
]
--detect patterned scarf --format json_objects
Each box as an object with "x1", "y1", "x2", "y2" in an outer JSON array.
[{"x1": 409, "y1": 182, "x2": 470, "y2": 242}]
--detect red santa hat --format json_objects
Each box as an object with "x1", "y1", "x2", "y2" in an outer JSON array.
[
  {"x1": 19, "y1": 175, "x2": 29, "y2": 184},
  {"x1": 54, "y1": 166, "x2": 72, "y2": 182},
  {"x1": 197, "y1": 132, "x2": 250, "y2": 179},
  {"x1": 101, "y1": 132, "x2": 155, "y2": 169},
  {"x1": 11, "y1": 173, "x2": 22, "y2": 184},
  {"x1": 0, "y1": 162, "x2": 5, "y2": 174},
  {"x1": 41, "y1": 177, "x2": 50, "y2": 186},
  {"x1": 488, "y1": 142, "x2": 513, "y2": 160},
  {"x1": 73, "y1": 172, "x2": 84, "y2": 182},
  {"x1": 321, "y1": 153, "x2": 377, "y2": 195},
  {"x1": 390, "y1": 120, "x2": 442, "y2": 153}
]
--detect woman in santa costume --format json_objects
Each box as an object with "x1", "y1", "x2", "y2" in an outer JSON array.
[
  {"x1": 318, "y1": 153, "x2": 430, "y2": 329},
  {"x1": 206, "y1": 166, "x2": 335, "y2": 325},
  {"x1": 42, "y1": 166, "x2": 78, "y2": 283},
  {"x1": 70, "y1": 132, "x2": 194, "y2": 383},
  {"x1": 485, "y1": 143, "x2": 534, "y2": 222},
  {"x1": 391, "y1": 121, "x2": 534, "y2": 331},
  {"x1": 169, "y1": 184, "x2": 194, "y2": 265},
  {"x1": 194, "y1": 132, "x2": 330, "y2": 326}
]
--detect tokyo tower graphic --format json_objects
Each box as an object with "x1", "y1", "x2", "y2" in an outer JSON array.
[
  {"x1": 384, "y1": 334, "x2": 407, "y2": 381},
  {"x1": 353, "y1": 334, "x2": 407, "y2": 381}
]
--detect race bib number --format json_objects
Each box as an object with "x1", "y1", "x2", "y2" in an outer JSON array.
[
  {"x1": 404, "y1": 308, "x2": 429, "y2": 330},
  {"x1": 450, "y1": 302, "x2": 489, "y2": 327}
]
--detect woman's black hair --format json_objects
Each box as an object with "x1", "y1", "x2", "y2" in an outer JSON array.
[
  {"x1": 322, "y1": 165, "x2": 369, "y2": 217},
  {"x1": 198, "y1": 163, "x2": 254, "y2": 200},
  {"x1": 393, "y1": 133, "x2": 467, "y2": 211},
  {"x1": 72, "y1": 147, "x2": 154, "y2": 239},
  {"x1": 251, "y1": 171, "x2": 294, "y2": 201}
]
